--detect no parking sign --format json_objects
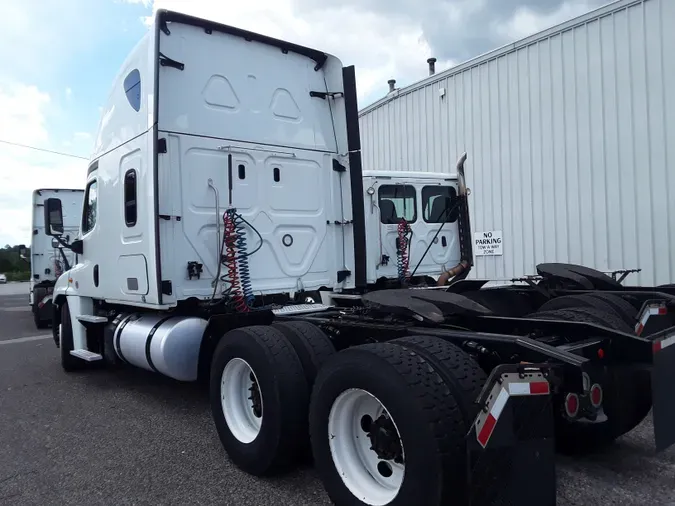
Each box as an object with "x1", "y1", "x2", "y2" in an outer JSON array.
[{"x1": 474, "y1": 231, "x2": 503, "y2": 256}]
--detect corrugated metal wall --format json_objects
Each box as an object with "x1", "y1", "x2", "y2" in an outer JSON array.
[{"x1": 359, "y1": 0, "x2": 675, "y2": 286}]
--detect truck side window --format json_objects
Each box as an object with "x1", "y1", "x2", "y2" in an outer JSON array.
[
  {"x1": 123, "y1": 69, "x2": 141, "y2": 112},
  {"x1": 378, "y1": 185, "x2": 417, "y2": 224},
  {"x1": 82, "y1": 179, "x2": 98, "y2": 234},
  {"x1": 422, "y1": 186, "x2": 458, "y2": 223},
  {"x1": 124, "y1": 170, "x2": 137, "y2": 227}
]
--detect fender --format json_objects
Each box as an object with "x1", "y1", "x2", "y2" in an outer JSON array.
[{"x1": 52, "y1": 269, "x2": 72, "y2": 308}]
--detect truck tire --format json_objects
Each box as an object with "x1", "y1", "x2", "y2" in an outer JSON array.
[
  {"x1": 59, "y1": 301, "x2": 85, "y2": 372},
  {"x1": 536, "y1": 294, "x2": 632, "y2": 330},
  {"x1": 392, "y1": 335, "x2": 487, "y2": 424},
  {"x1": 270, "y1": 321, "x2": 336, "y2": 388},
  {"x1": 309, "y1": 342, "x2": 471, "y2": 506},
  {"x1": 32, "y1": 287, "x2": 49, "y2": 329},
  {"x1": 210, "y1": 325, "x2": 309, "y2": 476},
  {"x1": 33, "y1": 305, "x2": 48, "y2": 329},
  {"x1": 528, "y1": 307, "x2": 651, "y2": 454},
  {"x1": 585, "y1": 293, "x2": 638, "y2": 327}
]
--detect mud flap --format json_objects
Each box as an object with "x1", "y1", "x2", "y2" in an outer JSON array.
[
  {"x1": 651, "y1": 327, "x2": 675, "y2": 452},
  {"x1": 467, "y1": 365, "x2": 556, "y2": 506}
]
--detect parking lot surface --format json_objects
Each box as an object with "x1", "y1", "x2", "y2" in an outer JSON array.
[{"x1": 1, "y1": 285, "x2": 674, "y2": 505}]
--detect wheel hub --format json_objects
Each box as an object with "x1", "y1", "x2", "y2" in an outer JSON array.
[
  {"x1": 248, "y1": 372, "x2": 262, "y2": 418},
  {"x1": 363, "y1": 414, "x2": 404, "y2": 464}
]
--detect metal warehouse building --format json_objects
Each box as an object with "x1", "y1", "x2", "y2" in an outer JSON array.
[{"x1": 358, "y1": 0, "x2": 675, "y2": 286}]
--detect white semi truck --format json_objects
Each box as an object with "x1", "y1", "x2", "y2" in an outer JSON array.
[
  {"x1": 29, "y1": 188, "x2": 84, "y2": 328},
  {"x1": 42, "y1": 10, "x2": 675, "y2": 506}
]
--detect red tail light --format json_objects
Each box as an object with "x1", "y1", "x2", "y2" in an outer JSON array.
[
  {"x1": 564, "y1": 393, "x2": 580, "y2": 418},
  {"x1": 590, "y1": 383, "x2": 603, "y2": 408}
]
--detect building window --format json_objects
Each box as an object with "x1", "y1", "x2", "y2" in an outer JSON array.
[
  {"x1": 124, "y1": 170, "x2": 137, "y2": 227},
  {"x1": 123, "y1": 69, "x2": 141, "y2": 112},
  {"x1": 378, "y1": 185, "x2": 417, "y2": 224},
  {"x1": 422, "y1": 185, "x2": 458, "y2": 223},
  {"x1": 82, "y1": 179, "x2": 98, "y2": 234}
]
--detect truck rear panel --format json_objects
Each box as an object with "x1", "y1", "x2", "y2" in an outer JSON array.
[{"x1": 154, "y1": 11, "x2": 357, "y2": 304}]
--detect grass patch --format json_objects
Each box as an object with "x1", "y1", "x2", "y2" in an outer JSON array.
[{"x1": 4, "y1": 271, "x2": 30, "y2": 282}]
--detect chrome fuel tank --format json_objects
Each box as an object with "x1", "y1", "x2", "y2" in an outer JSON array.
[{"x1": 113, "y1": 313, "x2": 208, "y2": 381}]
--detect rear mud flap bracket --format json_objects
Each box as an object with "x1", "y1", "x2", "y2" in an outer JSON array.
[
  {"x1": 467, "y1": 366, "x2": 557, "y2": 506},
  {"x1": 651, "y1": 327, "x2": 675, "y2": 452}
]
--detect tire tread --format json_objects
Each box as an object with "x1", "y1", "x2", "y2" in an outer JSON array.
[
  {"x1": 271, "y1": 321, "x2": 335, "y2": 387},
  {"x1": 311, "y1": 342, "x2": 470, "y2": 505}
]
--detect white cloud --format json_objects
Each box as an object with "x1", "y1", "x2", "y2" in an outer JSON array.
[
  {"x1": 66, "y1": 87, "x2": 73, "y2": 99},
  {"x1": 0, "y1": 84, "x2": 50, "y2": 146},
  {"x1": 498, "y1": 1, "x2": 597, "y2": 41},
  {"x1": 0, "y1": 84, "x2": 84, "y2": 246},
  {"x1": 74, "y1": 131, "x2": 91, "y2": 141}
]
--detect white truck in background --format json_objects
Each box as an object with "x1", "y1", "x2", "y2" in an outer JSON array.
[{"x1": 30, "y1": 188, "x2": 83, "y2": 328}]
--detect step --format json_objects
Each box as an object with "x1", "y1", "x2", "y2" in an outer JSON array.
[
  {"x1": 76, "y1": 315, "x2": 109, "y2": 324},
  {"x1": 272, "y1": 304, "x2": 332, "y2": 316},
  {"x1": 70, "y1": 349, "x2": 103, "y2": 361}
]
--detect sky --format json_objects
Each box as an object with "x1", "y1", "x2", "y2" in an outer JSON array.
[{"x1": 0, "y1": 0, "x2": 606, "y2": 247}]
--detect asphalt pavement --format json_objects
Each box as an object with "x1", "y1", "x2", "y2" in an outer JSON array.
[{"x1": 1, "y1": 284, "x2": 674, "y2": 505}]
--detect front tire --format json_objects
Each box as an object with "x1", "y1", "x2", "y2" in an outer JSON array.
[
  {"x1": 309, "y1": 342, "x2": 472, "y2": 506},
  {"x1": 209, "y1": 325, "x2": 309, "y2": 476}
]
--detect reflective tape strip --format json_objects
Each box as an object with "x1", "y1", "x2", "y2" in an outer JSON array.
[
  {"x1": 636, "y1": 305, "x2": 667, "y2": 336},
  {"x1": 477, "y1": 387, "x2": 508, "y2": 447},
  {"x1": 38, "y1": 294, "x2": 52, "y2": 309},
  {"x1": 477, "y1": 380, "x2": 550, "y2": 448},
  {"x1": 509, "y1": 381, "x2": 550, "y2": 396},
  {"x1": 653, "y1": 333, "x2": 675, "y2": 353}
]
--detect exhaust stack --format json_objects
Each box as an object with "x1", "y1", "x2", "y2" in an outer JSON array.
[
  {"x1": 427, "y1": 57, "x2": 437, "y2": 76},
  {"x1": 388, "y1": 79, "x2": 396, "y2": 93}
]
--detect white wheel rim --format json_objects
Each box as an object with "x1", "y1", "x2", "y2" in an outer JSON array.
[
  {"x1": 328, "y1": 388, "x2": 405, "y2": 506},
  {"x1": 220, "y1": 358, "x2": 263, "y2": 444}
]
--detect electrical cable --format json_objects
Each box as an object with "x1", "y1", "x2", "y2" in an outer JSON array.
[
  {"x1": 0, "y1": 139, "x2": 89, "y2": 160},
  {"x1": 397, "y1": 219, "x2": 411, "y2": 283},
  {"x1": 214, "y1": 207, "x2": 264, "y2": 312}
]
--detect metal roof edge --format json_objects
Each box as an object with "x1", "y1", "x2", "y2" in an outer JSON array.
[{"x1": 358, "y1": 0, "x2": 638, "y2": 117}]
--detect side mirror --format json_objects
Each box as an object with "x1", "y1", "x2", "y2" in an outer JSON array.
[
  {"x1": 51, "y1": 238, "x2": 60, "y2": 248},
  {"x1": 44, "y1": 198, "x2": 64, "y2": 236}
]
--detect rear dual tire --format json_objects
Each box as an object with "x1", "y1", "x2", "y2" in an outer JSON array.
[
  {"x1": 310, "y1": 338, "x2": 485, "y2": 506},
  {"x1": 529, "y1": 305, "x2": 651, "y2": 454},
  {"x1": 210, "y1": 325, "x2": 486, "y2": 506},
  {"x1": 209, "y1": 325, "x2": 309, "y2": 476}
]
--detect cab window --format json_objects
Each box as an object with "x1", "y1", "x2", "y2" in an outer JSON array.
[
  {"x1": 124, "y1": 169, "x2": 137, "y2": 227},
  {"x1": 82, "y1": 179, "x2": 98, "y2": 234},
  {"x1": 124, "y1": 69, "x2": 141, "y2": 112},
  {"x1": 378, "y1": 185, "x2": 417, "y2": 224},
  {"x1": 422, "y1": 185, "x2": 458, "y2": 223}
]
